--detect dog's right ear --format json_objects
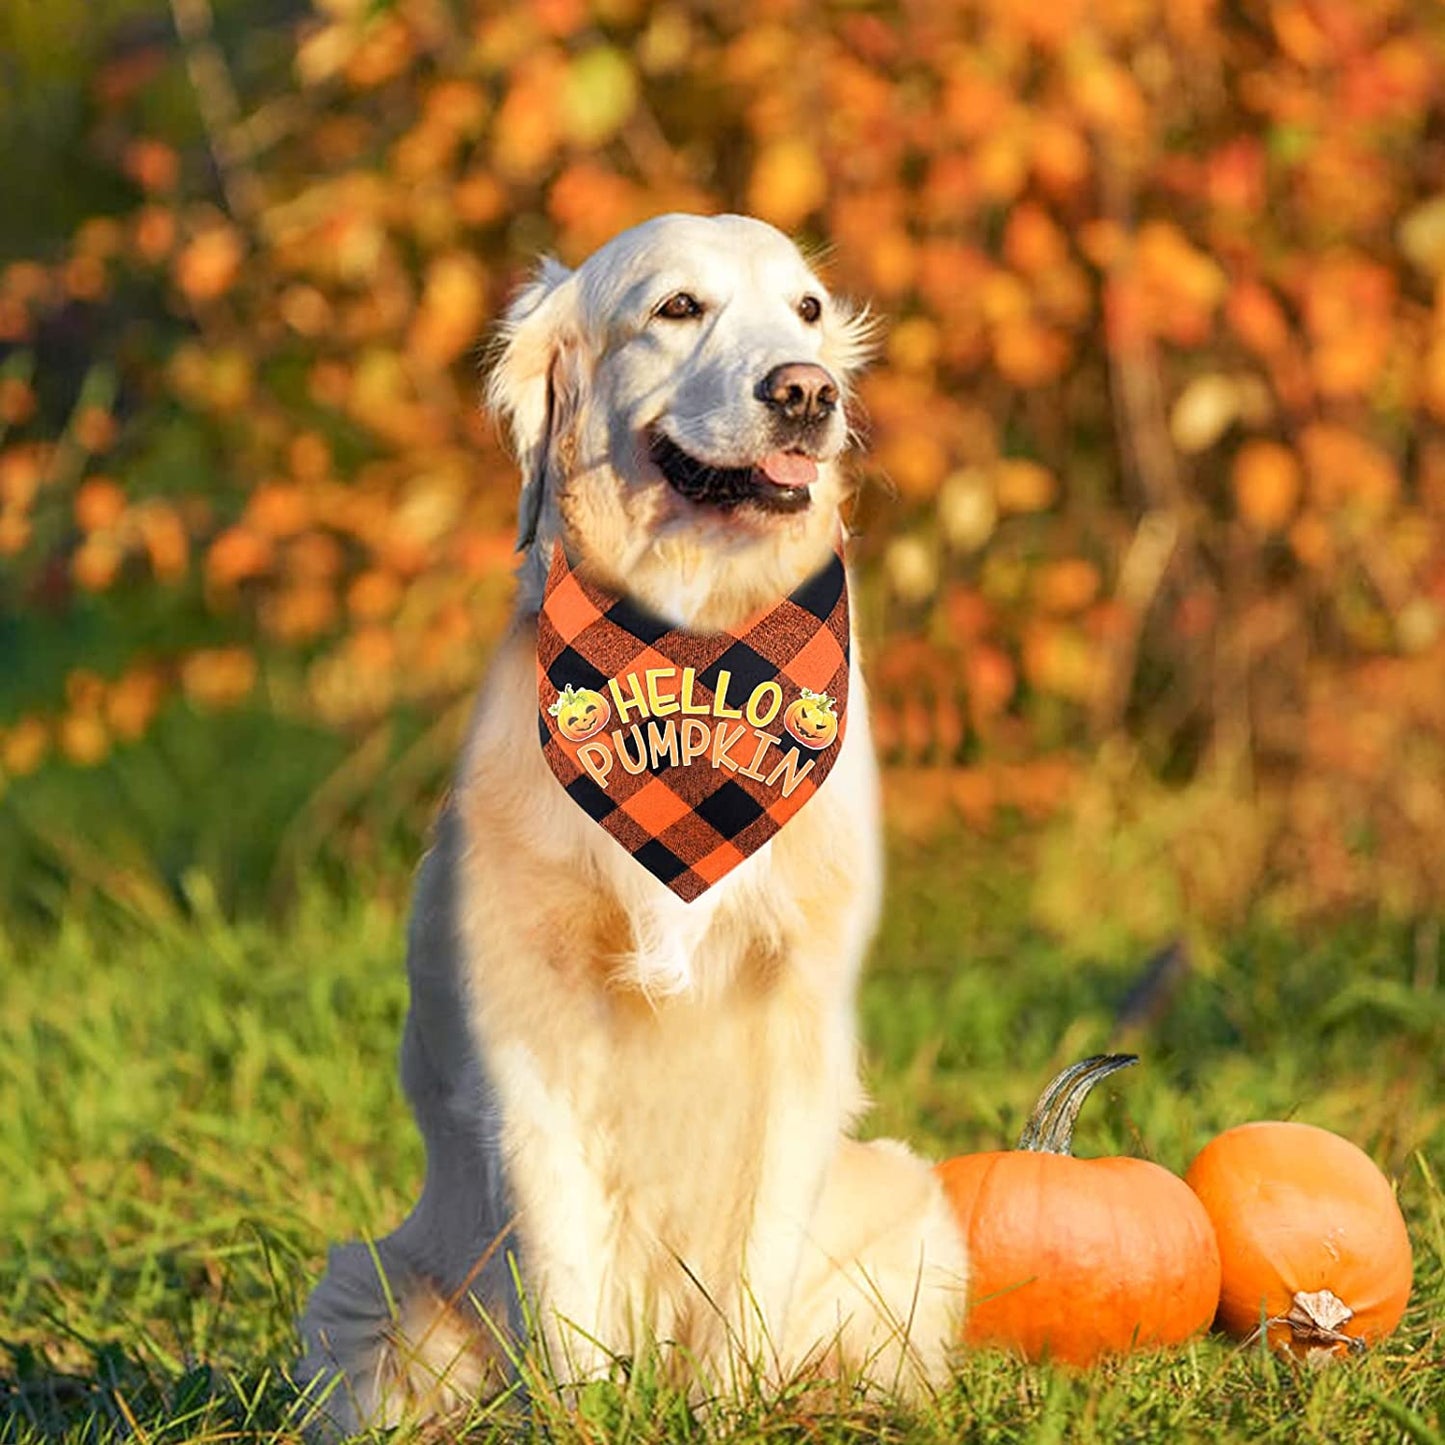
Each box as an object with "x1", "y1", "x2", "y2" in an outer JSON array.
[{"x1": 486, "y1": 258, "x2": 580, "y2": 552}]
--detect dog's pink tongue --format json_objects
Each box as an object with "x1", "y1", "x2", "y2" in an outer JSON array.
[{"x1": 757, "y1": 451, "x2": 817, "y2": 489}]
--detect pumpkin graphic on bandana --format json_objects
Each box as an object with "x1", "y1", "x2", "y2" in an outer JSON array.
[
  {"x1": 783, "y1": 688, "x2": 839, "y2": 750},
  {"x1": 549, "y1": 683, "x2": 611, "y2": 742}
]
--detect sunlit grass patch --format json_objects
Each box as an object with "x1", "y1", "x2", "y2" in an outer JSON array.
[{"x1": 2, "y1": 838, "x2": 1442, "y2": 1442}]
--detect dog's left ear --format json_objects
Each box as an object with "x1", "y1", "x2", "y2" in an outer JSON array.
[{"x1": 487, "y1": 258, "x2": 581, "y2": 551}]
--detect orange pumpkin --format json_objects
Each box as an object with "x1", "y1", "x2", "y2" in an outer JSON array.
[
  {"x1": 1184, "y1": 1121, "x2": 1413, "y2": 1359},
  {"x1": 937, "y1": 1055, "x2": 1221, "y2": 1365}
]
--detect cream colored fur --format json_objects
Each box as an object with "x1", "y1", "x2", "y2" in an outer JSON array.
[{"x1": 296, "y1": 213, "x2": 967, "y2": 1436}]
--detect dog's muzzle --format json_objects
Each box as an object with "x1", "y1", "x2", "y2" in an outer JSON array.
[{"x1": 648, "y1": 362, "x2": 840, "y2": 516}]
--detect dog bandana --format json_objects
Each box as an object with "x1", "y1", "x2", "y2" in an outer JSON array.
[{"x1": 537, "y1": 542, "x2": 850, "y2": 901}]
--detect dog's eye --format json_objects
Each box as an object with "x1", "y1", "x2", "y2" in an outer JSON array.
[
  {"x1": 797, "y1": 295, "x2": 823, "y2": 324},
  {"x1": 655, "y1": 292, "x2": 704, "y2": 321}
]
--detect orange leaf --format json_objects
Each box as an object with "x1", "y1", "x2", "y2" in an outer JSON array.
[
  {"x1": 74, "y1": 406, "x2": 118, "y2": 454},
  {"x1": 748, "y1": 138, "x2": 827, "y2": 233},
  {"x1": 133, "y1": 206, "x2": 177, "y2": 264},
  {"x1": 75, "y1": 477, "x2": 126, "y2": 532},
  {"x1": 1035, "y1": 558, "x2": 1102, "y2": 615},
  {"x1": 1, "y1": 717, "x2": 49, "y2": 777},
  {"x1": 59, "y1": 711, "x2": 110, "y2": 767},
  {"x1": 995, "y1": 459, "x2": 1058, "y2": 513},
  {"x1": 1226, "y1": 280, "x2": 1290, "y2": 357},
  {"x1": 121, "y1": 138, "x2": 180, "y2": 193},
  {"x1": 1023, "y1": 621, "x2": 1097, "y2": 702},
  {"x1": 207, "y1": 527, "x2": 274, "y2": 587},
  {"x1": 182, "y1": 648, "x2": 258, "y2": 710},
  {"x1": 72, "y1": 535, "x2": 124, "y2": 592},
  {"x1": 347, "y1": 568, "x2": 404, "y2": 622},
  {"x1": 966, "y1": 645, "x2": 1016, "y2": 719},
  {"x1": 135, "y1": 504, "x2": 189, "y2": 583},
  {"x1": 1233, "y1": 440, "x2": 1302, "y2": 533},
  {"x1": 0, "y1": 377, "x2": 37, "y2": 426},
  {"x1": 174, "y1": 226, "x2": 244, "y2": 304},
  {"x1": 408, "y1": 252, "x2": 490, "y2": 370},
  {"x1": 106, "y1": 668, "x2": 165, "y2": 742},
  {"x1": 1301, "y1": 423, "x2": 1398, "y2": 516},
  {"x1": 0, "y1": 445, "x2": 47, "y2": 509}
]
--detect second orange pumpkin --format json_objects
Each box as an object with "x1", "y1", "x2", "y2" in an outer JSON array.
[{"x1": 1184, "y1": 1120, "x2": 1412, "y2": 1359}]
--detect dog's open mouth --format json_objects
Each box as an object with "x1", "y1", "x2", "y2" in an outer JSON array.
[{"x1": 648, "y1": 430, "x2": 817, "y2": 515}]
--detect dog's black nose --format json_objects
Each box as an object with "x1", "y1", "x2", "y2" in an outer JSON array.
[{"x1": 757, "y1": 363, "x2": 838, "y2": 423}]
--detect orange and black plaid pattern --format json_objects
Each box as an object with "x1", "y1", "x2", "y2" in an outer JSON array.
[{"x1": 537, "y1": 543, "x2": 850, "y2": 901}]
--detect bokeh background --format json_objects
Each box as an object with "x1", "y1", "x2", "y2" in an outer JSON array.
[
  {"x1": 3, "y1": 0, "x2": 1445, "y2": 943},
  {"x1": 5, "y1": 7, "x2": 1445, "y2": 1437}
]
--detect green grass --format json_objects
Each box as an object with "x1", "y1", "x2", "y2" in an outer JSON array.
[{"x1": 2, "y1": 834, "x2": 1442, "y2": 1442}]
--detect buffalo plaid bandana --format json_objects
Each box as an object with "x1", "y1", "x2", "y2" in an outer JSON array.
[{"x1": 537, "y1": 542, "x2": 850, "y2": 901}]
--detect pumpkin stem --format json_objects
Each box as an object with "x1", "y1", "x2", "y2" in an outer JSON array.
[
  {"x1": 1243, "y1": 1288, "x2": 1367, "y2": 1358},
  {"x1": 1016, "y1": 1054, "x2": 1139, "y2": 1155}
]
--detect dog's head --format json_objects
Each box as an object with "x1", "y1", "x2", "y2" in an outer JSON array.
[{"x1": 489, "y1": 213, "x2": 873, "y2": 628}]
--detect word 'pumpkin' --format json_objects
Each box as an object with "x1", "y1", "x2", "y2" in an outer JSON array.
[
  {"x1": 1184, "y1": 1120, "x2": 1412, "y2": 1359},
  {"x1": 937, "y1": 1055, "x2": 1221, "y2": 1365}
]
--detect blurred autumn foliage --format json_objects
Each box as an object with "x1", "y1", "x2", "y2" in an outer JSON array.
[{"x1": 3, "y1": 0, "x2": 1445, "y2": 925}]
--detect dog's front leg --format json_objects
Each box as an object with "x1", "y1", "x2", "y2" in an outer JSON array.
[
  {"x1": 730, "y1": 964, "x2": 867, "y2": 1374},
  {"x1": 734, "y1": 1094, "x2": 839, "y2": 1362},
  {"x1": 488, "y1": 1039, "x2": 635, "y2": 1388}
]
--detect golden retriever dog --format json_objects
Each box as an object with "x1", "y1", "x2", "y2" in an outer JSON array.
[{"x1": 297, "y1": 213, "x2": 967, "y2": 1434}]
